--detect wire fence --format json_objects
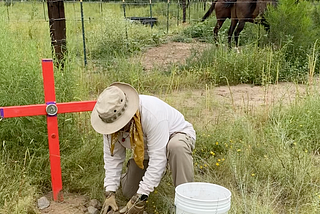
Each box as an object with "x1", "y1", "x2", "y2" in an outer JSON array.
[
  {"x1": 1, "y1": 0, "x2": 320, "y2": 66},
  {"x1": 2, "y1": 0, "x2": 208, "y2": 22},
  {"x1": 2, "y1": 0, "x2": 210, "y2": 63}
]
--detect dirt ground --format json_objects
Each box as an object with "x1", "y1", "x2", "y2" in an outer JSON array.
[
  {"x1": 38, "y1": 41, "x2": 317, "y2": 214},
  {"x1": 39, "y1": 193, "x2": 87, "y2": 214},
  {"x1": 139, "y1": 41, "x2": 314, "y2": 114},
  {"x1": 139, "y1": 41, "x2": 212, "y2": 70}
]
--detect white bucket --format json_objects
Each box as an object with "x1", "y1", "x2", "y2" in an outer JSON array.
[{"x1": 174, "y1": 182, "x2": 231, "y2": 214}]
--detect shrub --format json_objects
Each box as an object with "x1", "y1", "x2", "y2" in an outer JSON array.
[{"x1": 265, "y1": 0, "x2": 319, "y2": 67}]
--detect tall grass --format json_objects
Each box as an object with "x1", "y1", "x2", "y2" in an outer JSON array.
[
  {"x1": 0, "y1": 4, "x2": 104, "y2": 212},
  {"x1": 1, "y1": 1, "x2": 320, "y2": 214},
  {"x1": 0, "y1": 159, "x2": 37, "y2": 213},
  {"x1": 154, "y1": 87, "x2": 320, "y2": 214},
  {"x1": 182, "y1": 0, "x2": 320, "y2": 83}
]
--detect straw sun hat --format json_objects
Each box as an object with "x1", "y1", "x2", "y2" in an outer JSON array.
[{"x1": 91, "y1": 82, "x2": 139, "y2": 134}]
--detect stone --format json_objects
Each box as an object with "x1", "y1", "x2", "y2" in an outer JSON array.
[
  {"x1": 82, "y1": 206, "x2": 88, "y2": 212},
  {"x1": 37, "y1": 196, "x2": 50, "y2": 210},
  {"x1": 87, "y1": 206, "x2": 99, "y2": 214},
  {"x1": 89, "y1": 199, "x2": 102, "y2": 210}
]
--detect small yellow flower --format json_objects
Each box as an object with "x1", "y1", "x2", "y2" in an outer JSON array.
[
  {"x1": 222, "y1": 158, "x2": 225, "y2": 161},
  {"x1": 215, "y1": 142, "x2": 219, "y2": 145},
  {"x1": 305, "y1": 149, "x2": 308, "y2": 153},
  {"x1": 195, "y1": 163, "x2": 198, "y2": 166},
  {"x1": 237, "y1": 149, "x2": 241, "y2": 152},
  {"x1": 251, "y1": 173, "x2": 255, "y2": 177},
  {"x1": 154, "y1": 190, "x2": 158, "y2": 194},
  {"x1": 210, "y1": 151, "x2": 215, "y2": 156},
  {"x1": 216, "y1": 163, "x2": 219, "y2": 166},
  {"x1": 208, "y1": 134, "x2": 211, "y2": 137},
  {"x1": 218, "y1": 159, "x2": 221, "y2": 162},
  {"x1": 204, "y1": 164, "x2": 207, "y2": 167},
  {"x1": 200, "y1": 165, "x2": 203, "y2": 169}
]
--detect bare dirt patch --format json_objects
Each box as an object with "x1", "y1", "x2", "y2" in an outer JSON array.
[
  {"x1": 139, "y1": 41, "x2": 212, "y2": 70},
  {"x1": 162, "y1": 82, "x2": 315, "y2": 125},
  {"x1": 38, "y1": 193, "x2": 88, "y2": 214},
  {"x1": 211, "y1": 82, "x2": 309, "y2": 109}
]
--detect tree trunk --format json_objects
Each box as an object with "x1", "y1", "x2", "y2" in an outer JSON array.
[
  {"x1": 182, "y1": 0, "x2": 187, "y2": 23},
  {"x1": 47, "y1": 0, "x2": 66, "y2": 68}
]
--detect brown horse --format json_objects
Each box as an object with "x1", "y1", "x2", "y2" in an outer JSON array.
[{"x1": 202, "y1": 0, "x2": 277, "y2": 47}]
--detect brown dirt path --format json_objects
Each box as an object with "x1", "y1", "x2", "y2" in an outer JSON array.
[{"x1": 139, "y1": 41, "x2": 212, "y2": 70}]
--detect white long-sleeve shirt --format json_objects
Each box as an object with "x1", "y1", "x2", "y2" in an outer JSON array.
[{"x1": 103, "y1": 95, "x2": 196, "y2": 195}]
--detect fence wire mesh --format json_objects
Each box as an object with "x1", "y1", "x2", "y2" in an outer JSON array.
[{"x1": 1, "y1": 0, "x2": 320, "y2": 66}]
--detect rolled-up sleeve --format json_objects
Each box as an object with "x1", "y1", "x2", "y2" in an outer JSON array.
[
  {"x1": 137, "y1": 120, "x2": 168, "y2": 195},
  {"x1": 103, "y1": 134, "x2": 126, "y2": 192}
]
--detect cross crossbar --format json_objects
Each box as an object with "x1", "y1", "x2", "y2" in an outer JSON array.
[
  {"x1": 0, "y1": 59, "x2": 97, "y2": 201},
  {"x1": 1, "y1": 101, "x2": 96, "y2": 118}
]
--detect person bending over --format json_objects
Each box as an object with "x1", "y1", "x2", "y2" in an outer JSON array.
[{"x1": 90, "y1": 82, "x2": 196, "y2": 214}]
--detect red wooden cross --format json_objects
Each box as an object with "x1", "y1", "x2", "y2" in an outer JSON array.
[{"x1": 0, "y1": 59, "x2": 96, "y2": 201}]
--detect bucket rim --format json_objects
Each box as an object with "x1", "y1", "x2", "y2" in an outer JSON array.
[{"x1": 175, "y1": 182, "x2": 231, "y2": 202}]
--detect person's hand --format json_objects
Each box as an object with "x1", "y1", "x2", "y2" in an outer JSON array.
[
  {"x1": 101, "y1": 191, "x2": 119, "y2": 214},
  {"x1": 119, "y1": 193, "x2": 148, "y2": 214}
]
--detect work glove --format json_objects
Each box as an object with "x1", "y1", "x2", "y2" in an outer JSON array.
[
  {"x1": 119, "y1": 193, "x2": 148, "y2": 214},
  {"x1": 100, "y1": 191, "x2": 119, "y2": 214}
]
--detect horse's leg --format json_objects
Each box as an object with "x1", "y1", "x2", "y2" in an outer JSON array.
[
  {"x1": 228, "y1": 19, "x2": 238, "y2": 48},
  {"x1": 261, "y1": 17, "x2": 270, "y2": 33},
  {"x1": 214, "y1": 19, "x2": 226, "y2": 46},
  {"x1": 234, "y1": 20, "x2": 246, "y2": 47}
]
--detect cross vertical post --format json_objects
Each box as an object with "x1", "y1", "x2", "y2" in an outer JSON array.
[{"x1": 42, "y1": 59, "x2": 63, "y2": 201}]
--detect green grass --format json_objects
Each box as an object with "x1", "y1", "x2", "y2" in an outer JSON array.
[{"x1": 0, "y1": 1, "x2": 320, "y2": 213}]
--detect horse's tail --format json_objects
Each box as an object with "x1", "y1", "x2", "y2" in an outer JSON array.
[{"x1": 201, "y1": 1, "x2": 217, "y2": 22}]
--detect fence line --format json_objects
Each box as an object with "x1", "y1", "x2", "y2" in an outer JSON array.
[
  {"x1": 1, "y1": 1, "x2": 320, "y2": 66},
  {"x1": 2, "y1": 2, "x2": 209, "y2": 22}
]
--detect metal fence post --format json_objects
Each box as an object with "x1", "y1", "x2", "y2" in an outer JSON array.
[
  {"x1": 167, "y1": 0, "x2": 170, "y2": 34},
  {"x1": 149, "y1": 0, "x2": 153, "y2": 29},
  {"x1": 123, "y1": 0, "x2": 129, "y2": 49},
  {"x1": 80, "y1": 0, "x2": 87, "y2": 66}
]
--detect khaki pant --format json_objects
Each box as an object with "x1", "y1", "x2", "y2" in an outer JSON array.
[{"x1": 121, "y1": 133, "x2": 195, "y2": 198}]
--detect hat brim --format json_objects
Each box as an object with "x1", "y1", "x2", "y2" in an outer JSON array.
[{"x1": 91, "y1": 82, "x2": 139, "y2": 135}]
